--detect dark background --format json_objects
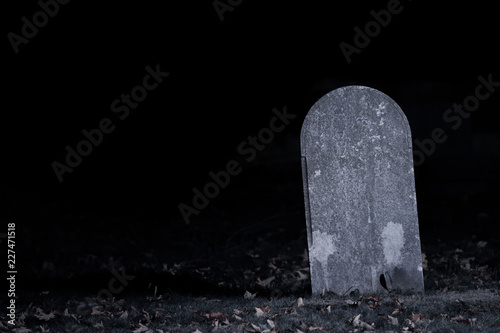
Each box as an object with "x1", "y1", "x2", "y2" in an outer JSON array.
[{"x1": 2, "y1": 0, "x2": 500, "y2": 291}]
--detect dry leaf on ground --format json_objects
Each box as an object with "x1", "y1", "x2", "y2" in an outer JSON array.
[
  {"x1": 244, "y1": 291, "x2": 257, "y2": 299},
  {"x1": 34, "y1": 308, "x2": 55, "y2": 321},
  {"x1": 351, "y1": 314, "x2": 375, "y2": 330}
]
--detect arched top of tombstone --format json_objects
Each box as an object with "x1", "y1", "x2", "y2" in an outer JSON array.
[{"x1": 301, "y1": 85, "x2": 412, "y2": 155}]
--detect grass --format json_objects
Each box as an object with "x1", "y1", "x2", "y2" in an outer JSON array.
[{"x1": 6, "y1": 288, "x2": 500, "y2": 332}]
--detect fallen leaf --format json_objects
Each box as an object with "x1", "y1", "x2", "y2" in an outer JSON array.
[
  {"x1": 34, "y1": 308, "x2": 55, "y2": 321},
  {"x1": 260, "y1": 306, "x2": 272, "y2": 313},
  {"x1": 250, "y1": 323, "x2": 261, "y2": 332},
  {"x1": 256, "y1": 307, "x2": 265, "y2": 317},
  {"x1": 257, "y1": 276, "x2": 276, "y2": 287},
  {"x1": 404, "y1": 318, "x2": 416, "y2": 329},
  {"x1": 318, "y1": 305, "x2": 331, "y2": 312},
  {"x1": 394, "y1": 298, "x2": 405, "y2": 309},
  {"x1": 93, "y1": 321, "x2": 104, "y2": 328},
  {"x1": 196, "y1": 311, "x2": 227, "y2": 321},
  {"x1": 451, "y1": 315, "x2": 476, "y2": 324},
  {"x1": 421, "y1": 253, "x2": 428, "y2": 270},
  {"x1": 351, "y1": 314, "x2": 375, "y2": 330},
  {"x1": 388, "y1": 315, "x2": 399, "y2": 325},
  {"x1": 477, "y1": 241, "x2": 487, "y2": 248},
  {"x1": 295, "y1": 270, "x2": 308, "y2": 280},
  {"x1": 209, "y1": 312, "x2": 226, "y2": 320},
  {"x1": 363, "y1": 295, "x2": 383, "y2": 302},
  {"x1": 143, "y1": 310, "x2": 152, "y2": 323},
  {"x1": 133, "y1": 323, "x2": 150, "y2": 333},
  {"x1": 345, "y1": 299, "x2": 359, "y2": 306},
  {"x1": 195, "y1": 311, "x2": 209, "y2": 319},
  {"x1": 412, "y1": 313, "x2": 423, "y2": 321},
  {"x1": 155, "y1": 311, "x2": 170, "y2": 319},
  {"x1": 17, "y1": 312, "x2": 27, "y2": 326},
  {"x1": 247, "y1": 252, "x2": 260, "y2": 258},
  {"x1": 296, "y1": 321, "x2": 308, "y2": 331},
  {"x1": 213, "y1": 318, "x2": 228, "y2": 329},
  {"x1": 460, "y1": 257, "x2": 474, "y2": 270},
  {"x1": 53, "y1": 309, "x2": 64, "y2": 316},
  {"x1": 244, "y1": 291, "x2": 257, "y2": 299},
  {"x1": 268, "y1": 262, "x2": 278, "y2": 270},
  {"x1": 292, "y1": 297, "x2": 304, "y2": 307},
  {"x1": 267, "y1": 319, "x2": 275, "y2": 328},
  {"x1": 12, "y1": 328, "x2": 32, "y2": 333},
  {"x1": 91, "y1": 306, "x2": 105, "y2": 316}
]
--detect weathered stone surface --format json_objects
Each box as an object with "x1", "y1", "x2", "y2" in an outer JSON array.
[{"x1": 301, "y1": 86, "x2": 424, "y2": 294}]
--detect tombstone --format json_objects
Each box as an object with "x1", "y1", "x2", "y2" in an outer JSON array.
[{"x1": 301, "y1": 86, "x2": 424, "y2": 294}]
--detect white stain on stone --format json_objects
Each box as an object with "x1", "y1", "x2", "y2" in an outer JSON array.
[
  {"x1": 310, "y1": 230, "x2": 336, "y2": 285},
  {"x1": 314, "y1": 170, "x2": 321, "y2": 177},
  {"x1": 381, "y1": 222, "x2": 405, "y2": 266},
  {"x1": 418, "y1": 264, "x2": 423, "y2": 272}
]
